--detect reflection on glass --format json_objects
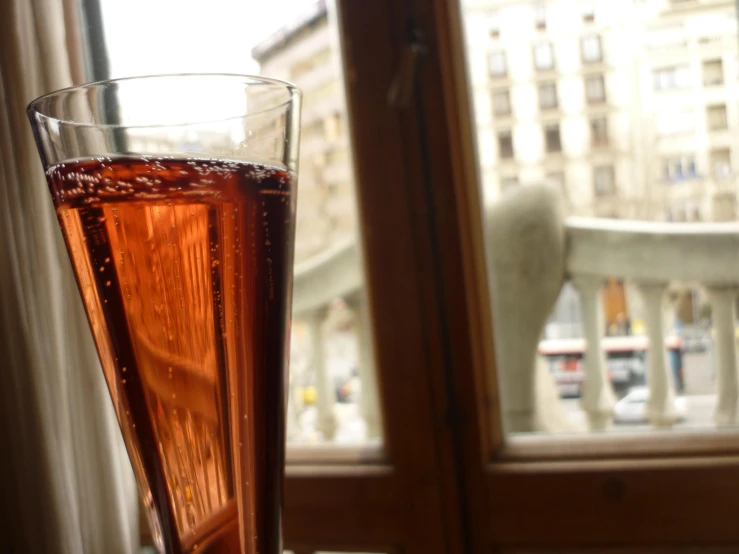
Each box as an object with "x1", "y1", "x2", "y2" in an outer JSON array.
[
  {"x1": 252, "y1": 2, "x2": 382, "y2": 446},
  {"x1": 462, "y1": 0, "x2": 739, "y2": 435}
]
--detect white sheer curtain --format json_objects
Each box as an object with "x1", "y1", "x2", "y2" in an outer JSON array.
[{"x1": 0, "y1": 0, "x2": 139, "y2": 552}]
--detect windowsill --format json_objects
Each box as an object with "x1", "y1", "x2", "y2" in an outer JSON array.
[{"x1": 493, "y1": 427, "x2": 739, "y2": 465}]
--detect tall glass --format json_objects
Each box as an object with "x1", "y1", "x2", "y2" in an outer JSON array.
[{"x1": 27, "y1": 74, "x2": 301, "y2": 554}]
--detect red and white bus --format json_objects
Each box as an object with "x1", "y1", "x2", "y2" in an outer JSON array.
[{"x1": 538, "y1": 335, "x2": 683, "y2": 398}]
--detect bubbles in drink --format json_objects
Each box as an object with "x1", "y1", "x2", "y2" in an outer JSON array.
[{"x1": 48, "y1": 155, "x2": 295, "y2": 554}]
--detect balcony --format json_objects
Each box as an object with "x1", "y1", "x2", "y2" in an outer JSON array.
[{"x1": 288, "y1": 185, "x2": 739, "y2": 443}]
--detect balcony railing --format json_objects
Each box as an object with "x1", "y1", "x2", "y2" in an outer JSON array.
[
  {"x1": 289, "y1": 238, "x2": 381, "y2": 443},
  {"x1": 289, "y1": 185, "x2": 739, "y2": 440},
  {"x1": 488, "y1": 185, "x2": 739, "y2": 433}
]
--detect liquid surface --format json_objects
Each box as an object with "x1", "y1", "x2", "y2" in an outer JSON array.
[{"x1": 47, "y1": 156, "x2": 295, "y2": 554}]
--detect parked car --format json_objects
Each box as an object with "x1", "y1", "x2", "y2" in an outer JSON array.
[{"x1": 613, "y1": 386, "x2": 687, "y2": 425}]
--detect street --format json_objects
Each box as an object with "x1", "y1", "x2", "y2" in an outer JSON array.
[{"x1": 563, "y1": 347, "x2": 719, "y2": 430}]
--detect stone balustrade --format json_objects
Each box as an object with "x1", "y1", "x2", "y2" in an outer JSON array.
[
  {"x1": 288, "y1": 191, "x2": 739, "y2": 439},
  {"x1": 566, "y1": 217, "x2": 739, "y2": 428}
]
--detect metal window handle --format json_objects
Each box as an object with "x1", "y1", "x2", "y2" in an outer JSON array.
[{"x1": 387, "y1": 40, "x2": 426, "y2": 109}]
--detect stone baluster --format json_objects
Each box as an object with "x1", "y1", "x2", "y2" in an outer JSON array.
[
  {"x1": 637, "y1": 281, "x2": 678, "y2": 427},
  {"x1": 573, "y1": 275, "x2": 616, "y2": 430},
  {"x1": 707, "y1": 286, "x2": 739, "y2": 426},
  {"x1": 285, "y1": 372, "x2": 302, "y2": 441},
  {"x1": 346, "y1": 291, "x2": 382, "y2": 439},
  {"x1": 305, "y1": 307, "x2": 337, "y2": 440}
]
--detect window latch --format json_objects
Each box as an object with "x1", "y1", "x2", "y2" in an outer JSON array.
[{"x1": 387, "y1": 30, "x2": 426, "y2": 109}]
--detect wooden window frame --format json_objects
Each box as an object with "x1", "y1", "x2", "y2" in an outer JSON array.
[{"x1": 283, "y1": 1, "x2": 739, "y2": 553}]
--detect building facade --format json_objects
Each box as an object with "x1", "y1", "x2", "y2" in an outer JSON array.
[
  {"x1": 462, "y1": 0, "x2": 739, "y2": 222},
  {"x1": 252, "y1": 0, "x2": 357, "y2": 264}
]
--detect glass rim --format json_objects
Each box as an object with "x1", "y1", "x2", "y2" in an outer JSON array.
[{"x1": 27, "y1": 73, "x2": 301, "y2": 130}]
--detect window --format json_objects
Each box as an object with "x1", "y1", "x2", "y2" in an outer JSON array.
[
  {"x1": 711, "y1": 148, "x2": 732, "y2": 179},
  {"x1": 581, "y1": 0, "x2": 595, "y2": 22},
  {"x1": 488, "y1": 9, "x2": 500, "y2": 37},
  {"x1": 533, "y1": 42, "x2": 554, "y2": 71},
  {"x1": 594, "y1": 165, "x2": 616, "y2": 195},
  {"x1": 653, "y1": 65, "x2": 692, "y2": 90},
  {"x1": 498, "y1": 130, "x2": 514, "y2": 158},
  {"x1": 534, "y1": 3, "x2": 547, "y2": 30},
  {"x1": 581, "y1": 35, "x2": 602, "y2": 63},
  {"x1": 703, "y1": 59, "x2": 724, "y2": 85},
  {"x1": 488, "y1": 51, "x2": 507, "y2": 77},
  {"x1": 545, "y1": 124, "x2": 562, "y2": 153},
  {"x1": 662, "y1": 155, "x2": 697, "y2": 182},
  {"x1": 707, "y1": 104, "x2": 728, "y2": 130},
  {"x1": 538, "y1": 82, "x2": 557, "y2": 110},
  {"x1": 491, "y1": 89, "x2": 511, "y2": 116},
  {"x1": 590, "y1": 115, "x2": 608, "y2": 147},
  {"x1": 585, "y1": 73, "x2": 606, "y2": 102}
]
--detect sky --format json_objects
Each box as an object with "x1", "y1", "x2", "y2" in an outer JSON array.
[{"x1": 101, "y1": 0, "x2": 317, "y2": 78}]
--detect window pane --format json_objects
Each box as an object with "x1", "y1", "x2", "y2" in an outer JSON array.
[
  {"x1": 539, "y1": 82, "x2": 558, "y2": 110},
  {"x1": 581, "y1": 35, "x2": 602, "y2": 62},
  {"x1": 488, "y1": 9, "x2": 501, "y2": 37},
  {"x1": 460, "y1": 0, "x2": 739, "y2": 438},
  {"x1": 585, "y1": 74, "x2": 606, "y2": 102},
  {"x1": 101, "y1": 1, "x2": 383, "y2": 449},
  {"x1": 534, "y1": 42, "x2": 554, "y2": 70},
  {"x1": 581, "y1": 0, "x2": 595, "y2": 22},
  {"x1": 489, "y1": 51, "x2": 508, "y2": 76},
  {"x1": 702, "y1": 58, "x2": 724, "y2": 85},
  {"x1": 590, "y1": 116, "x2": 608, "y2": 147},
  {"x1": 252, "y1": 6, "x2": 382, "y2": 447},
  {"x1": 492, "y1": 89, "x2": 512, "y2": 116},
  {"x1": 534, "y1": 3, "x2": 547, "y2": 29},
  {"x1": 545, "y1": 124, "x2": 562, "y2": 153},
  {"x1": 498, "y1": 130, "x2": 514, "y2": 158},
  {"x1": 707, "y1": 104, "x2": 728, "y2": 129}
]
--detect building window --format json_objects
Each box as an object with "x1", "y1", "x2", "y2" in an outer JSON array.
[
  {"x1": 662, "y1": 155, "x2": 697, "y2": 182},
  {"x1": 590, "y1": 116, "x2": 608, "y2": 147},
  {"x1": 533, "y1": 42, "x2": 554, "y2": 71},
  {"x1": 707, "y1": 104, "x2": 728, "y2": 130},
  {"x1": 501, "y1": 176, "x2": 519, "y2": 191},
  {"x1": 488, "y1": 9, "x2": 500, "y2": 37},
  {"x1": 491, "y1": 89, "x2": 511, "y2": 116},
  {"x1": 594, "y1": 165, "x2": 615, "y2": 196},
  {"x1": 534, "y1": 3, "x2": 547, "y2": 30},
  {"x1": 545, "y1": 124, "x2": 561, "y2": 153},
  {"x1": 580, "y1": 35, "x2": 603, "y2": 63},
  {"x1": 703, "y1": 59, "x2": 724, "y2": 86},
  {"x1": 653, "y1": 65, "x2": 691, "y2": 90},
  {"x1": 585, "y1": 74, "x2": 606, "y2": 103},
  {"x1": 581, "y1": 0, "x2": 595, "y2": 22},
  {"x1": 581, "y1": 35, "x2": 602, "y2": 63},
  {"x1": 711, "y1": 148, "x2": 732, "y2": 180},
  {"x1": 538, "y1": 82, "x2": 558, "y2": 110},
  {"x1": 488, "y1": 51, "x2": 507, "y2": 77},
  {"x1": 498, "y1": 130, "x2": 514, "y2": 158}
]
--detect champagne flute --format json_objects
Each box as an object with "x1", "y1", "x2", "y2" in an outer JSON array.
[{"x1": 28, "y1": 74, "x2": 301, "y2": 554}]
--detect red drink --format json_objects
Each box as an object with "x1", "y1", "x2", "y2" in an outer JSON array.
[{"x1": 46, "y1": 155, "x2": 295, "y2": 554}]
